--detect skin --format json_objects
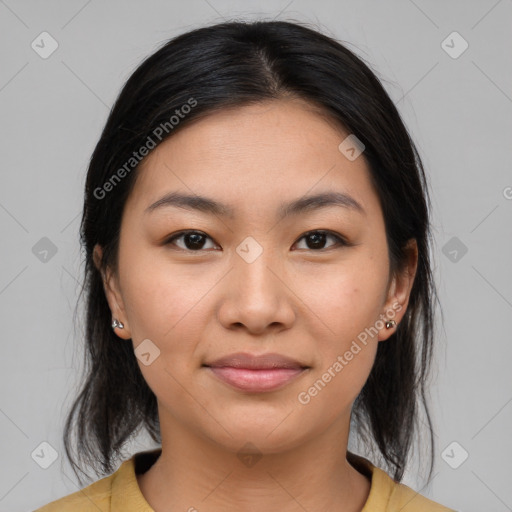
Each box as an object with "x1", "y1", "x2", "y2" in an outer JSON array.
[{"x1": 94, "y1": 98, "x2": 418, "y2": 512}]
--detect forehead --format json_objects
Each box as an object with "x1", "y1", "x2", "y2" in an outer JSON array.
[{"x1": 125, "y1": 99, "x2": 381, "y2": 219}]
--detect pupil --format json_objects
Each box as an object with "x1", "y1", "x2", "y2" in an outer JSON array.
[
  {"x1": 308, "y1": 233, "x2": 325, "y2": 249},
  {"x1": 186, "y1": 233, "x2": 205, "y2": 250}
]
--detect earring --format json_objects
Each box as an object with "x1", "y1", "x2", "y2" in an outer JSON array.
[
  {"x1": 112, "y1": 318, "x2": 124, "y2": 330},
  {"x1": 385, "y1": 320, "x2": 397, "y2": 329}
]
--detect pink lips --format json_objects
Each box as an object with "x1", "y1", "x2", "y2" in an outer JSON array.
[{"x1": 204, "y1": 352, "x2": 309, "y2": 393}]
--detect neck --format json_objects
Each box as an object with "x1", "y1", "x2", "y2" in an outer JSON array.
[{"x1": 137, "y1": 407, "x2": 371, "y2": 512}]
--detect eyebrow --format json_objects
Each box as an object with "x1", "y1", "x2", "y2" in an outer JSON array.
[{"x1": 144, "y1": 190, "x2": 366, "y2": 219}]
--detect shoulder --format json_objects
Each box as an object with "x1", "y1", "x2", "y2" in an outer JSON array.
[
  {"x1": 33, "y1": 449, "x2": 160, "y2": 512},
  {"x1": 386, "y1": 477, "x2": 456, "y2": 512},
  {"x1": 347, "y1": 451, "x2": 456, "y2": 512},
  {"x1": 33, "y1": 472, "x2": 114, "y2": 512}
]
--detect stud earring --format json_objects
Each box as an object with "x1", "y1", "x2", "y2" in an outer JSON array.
[
  {"x1": 112, "y1": 318, "x2": 124, "y2": 330},
  {"x1": 385, "y1": 320, "x2": 397, "y2": 329}
]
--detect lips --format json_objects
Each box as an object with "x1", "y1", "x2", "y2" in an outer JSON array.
[
  {"x1": 204, "y1": 352, "x2": 308, "y2": 370},
  {"x1": 203, "y1": 352, "x2": 309, "y2": 392}
]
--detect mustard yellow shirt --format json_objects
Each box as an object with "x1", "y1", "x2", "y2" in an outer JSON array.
[{"x1": 34, "y1": 449, "x2": 456, "y2": 511}]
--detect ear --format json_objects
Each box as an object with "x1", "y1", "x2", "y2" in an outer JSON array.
[
  {"x1": 93, "y1": 244, "x2": 131, "y2": 340},
  {"x1": 378, "y1": 238, "x2": 418, "y2": 342}
]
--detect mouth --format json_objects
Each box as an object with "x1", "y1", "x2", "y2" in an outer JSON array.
[{"x1": 203, "y1": 352, "x2": 310, "y2": 393}]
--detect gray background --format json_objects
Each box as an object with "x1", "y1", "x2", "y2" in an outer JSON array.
[{"x1": 1, "y1": 1, "x2": 511, "y2": 511}]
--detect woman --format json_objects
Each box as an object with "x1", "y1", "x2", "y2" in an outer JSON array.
[{"x1": 35, "y1": 19, "x2": 455, "y2": 512}]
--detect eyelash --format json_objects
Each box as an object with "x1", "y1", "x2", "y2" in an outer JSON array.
[{"x1": 164, "y1": 229, "x2": 349, "y2": 253}]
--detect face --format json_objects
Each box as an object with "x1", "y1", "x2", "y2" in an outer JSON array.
[{"x1": 95, "y1": 99, "x2": 417, "y2": 455}]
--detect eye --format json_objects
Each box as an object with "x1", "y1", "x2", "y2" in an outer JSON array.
[
  {"x1": 165, "y1": 230, "x2": 218, "y2": 251},
  {"x1": 164, "y1": 229, "x2": 348, "y2": 253},
  {"x1": 292, "y1": 230, "x2": 347, "y2": 251}
]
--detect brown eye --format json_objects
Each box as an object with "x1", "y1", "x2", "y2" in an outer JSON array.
[
  {"x1": 293, "y1": 230, "x2": 347, "y2": 251},
  {"x1": 164, "y1": 229, "x2": 348, "y2": 253},
  {"x1": 165, "y1": 230, "x2": 217, "y2": 251}
]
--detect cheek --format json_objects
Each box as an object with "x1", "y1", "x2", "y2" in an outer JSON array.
[
  {"x1": 117, "y1": 251, "x2": 212, "y2": 402},
  {"x1": 118, "y1": 246, "x2": 216, "y2": 342},
  {"x1": 292, "y1": 260, "x2": 385, "y2": 400},
  {"x1": 295, "y1": 344, "x2": 377, "y2": 432},
  {"x1": 295, "y1": 273, "x2": 382, "y2": 416},
  {"x1": 294, "y1": 259, "x2": 387, "y2": 344}
]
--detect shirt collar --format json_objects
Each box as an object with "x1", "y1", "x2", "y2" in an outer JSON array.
[
  {"x1": 347, "y1": 450, "x2": 394, "y2": 511},
  {"x1": 110, "y1": 448, "x2": 390, "y2": 511},
  {"x1": 110, "y1": 448, "x2": 161, "y2": 510}
]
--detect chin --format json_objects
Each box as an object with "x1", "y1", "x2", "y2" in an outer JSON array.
[{"x1": 202, "y1": 413, "x2": 311, "y2": 455}]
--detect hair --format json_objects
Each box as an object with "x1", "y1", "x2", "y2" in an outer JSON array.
[{"x1": 65, "y1": 19, "x2": 443, "y2": 486}]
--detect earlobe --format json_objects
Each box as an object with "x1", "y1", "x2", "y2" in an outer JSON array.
[
  {"x1": 93, "y1": 244, "x2": 131, "y2": 339},
  {"x1": 378, "y1": 239, "x2": 418, "y2": 342},
  {"x1": 92, "y1": 244, "x2": 102, "y2": 272},
  {"x1": 377, "y1": 304, "x2": 400, "y2": 342}
]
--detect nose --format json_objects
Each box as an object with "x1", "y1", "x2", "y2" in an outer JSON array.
[{"x1": 217, "y1": 251, "x2": 296, "y2": 335}]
